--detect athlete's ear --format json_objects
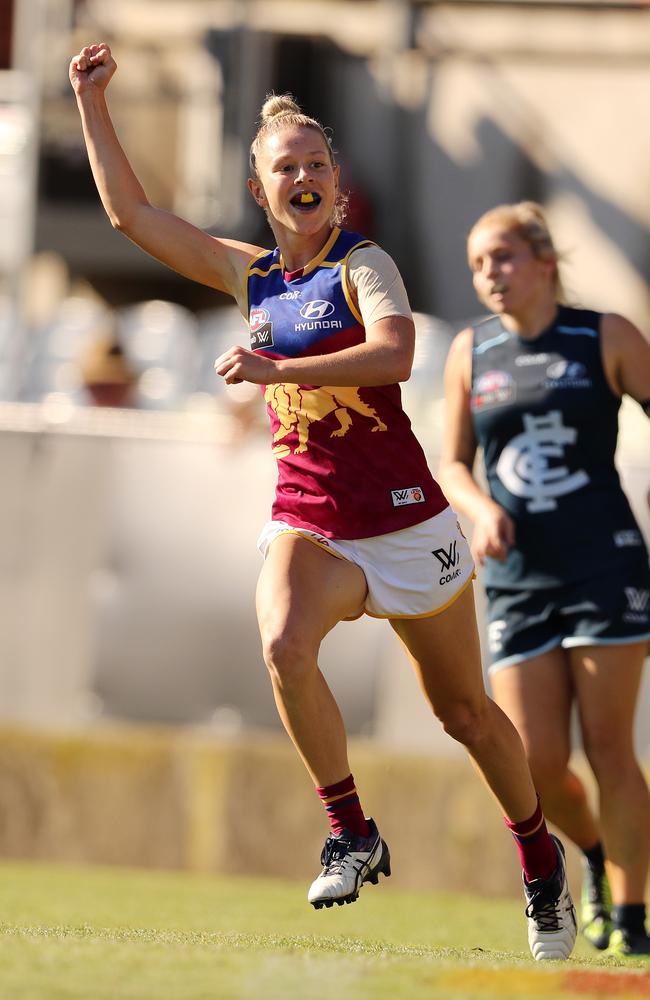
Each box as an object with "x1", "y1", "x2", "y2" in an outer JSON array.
[
  {"x1": 248, "y1": 177, "x2": 267, "y2": 208},
  {"x1": 333, "y1": 162, "x2": 340, "y2": 192}
]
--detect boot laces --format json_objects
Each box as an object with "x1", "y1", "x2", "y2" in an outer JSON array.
[
  {"x1": 526, "y1": 880, "x2": 562, "y2": 932},
  {"x1": 320, "y1": 835, "x2": 356, "y2": 875}
]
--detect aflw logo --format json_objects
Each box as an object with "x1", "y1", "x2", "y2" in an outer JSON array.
[
  {"x1": 391, "y1": 486, "x2": 424, "y2": 507},
  {"x1": 432, "y1": 540, "x2": 459, "y2": 571},
  {"x1": 624, "y1": 588, "x2": 649, "y2": 613}
]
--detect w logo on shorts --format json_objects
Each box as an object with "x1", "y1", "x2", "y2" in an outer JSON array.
[
  {"x1": 624, "y1": 588, "x2": 649, "y2": 613},
  {"x1": 432, "y1": 540, "x2": 459, "y2": 571}
]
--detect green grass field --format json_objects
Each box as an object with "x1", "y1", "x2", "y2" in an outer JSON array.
[{"x1": 0, "y1": 861, "x2": 648, "y2": 999}]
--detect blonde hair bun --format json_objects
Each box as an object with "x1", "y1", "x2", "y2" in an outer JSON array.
[{"x1": 260, "y1": 93, "x2": 302, "y2": 124}]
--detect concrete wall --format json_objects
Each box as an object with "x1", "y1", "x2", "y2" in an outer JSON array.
[
  {"x1": 0, "y1": 403, "x2": 648, "y2": 758},
  {"x1": 0, "y1": 411, "x2": 386, "y2": 737}
]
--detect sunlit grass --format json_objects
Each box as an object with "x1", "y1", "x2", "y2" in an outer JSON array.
[{"x1": 0, "y1": 862, "x2": 647, "y2": 999}]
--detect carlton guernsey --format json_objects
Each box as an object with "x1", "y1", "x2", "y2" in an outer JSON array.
[{"x1": 470, "y1": 306, "x2": 646, "y2": 589}]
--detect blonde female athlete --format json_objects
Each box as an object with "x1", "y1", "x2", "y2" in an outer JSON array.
[
  {"x1": 440, "y1": 201, "x2": 650, "y2": 958},
  {"x1": 70, "y1": 46, "x2": 576, "y2": 960}
]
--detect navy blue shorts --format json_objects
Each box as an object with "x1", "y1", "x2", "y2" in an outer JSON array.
[{"x1": 486, "y1": 555, "x2": 650, "y2": 674}]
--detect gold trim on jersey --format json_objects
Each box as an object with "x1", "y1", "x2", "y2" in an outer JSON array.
[
  {"x1": 278, "y1": 227, "x2": 341, "y2": 276},
  {"x1": 243, "y1": 246, "x2": 279, "y2": 326},
  {"x1": 340, "y1": 240, "x2": 375, "y2": 325},
  {"x1": 245, "y1": 228, "x2": 375, "y2": 329}
]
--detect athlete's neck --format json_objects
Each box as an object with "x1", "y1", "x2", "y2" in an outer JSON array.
[
  {"x1": 276, "y1": 226, "x2": 335, "y2": 273},
  {"x1": 500, "y1": 301, "x2": 559, "y2": 340}
]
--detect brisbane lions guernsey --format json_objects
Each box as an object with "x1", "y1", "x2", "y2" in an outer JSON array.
[
  {"x1": 471, "y1": 306, "x2": 646, "y2": 589},
  {"x1": 245, "y1": 227, "x2": 446, "y2": 539}
]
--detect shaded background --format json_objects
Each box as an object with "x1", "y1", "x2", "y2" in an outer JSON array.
[{"x1": 0, "y1": 1, "x2": 648, "y2": 887}]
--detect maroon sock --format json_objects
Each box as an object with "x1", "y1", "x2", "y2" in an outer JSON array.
[
  {"x1": 316, "y1": 774, "x2": 370, "y2": 838},
  {"x1": 504, "y1": 797, "x2": 557, "y2": 882}
]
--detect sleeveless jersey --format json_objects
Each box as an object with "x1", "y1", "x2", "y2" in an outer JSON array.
[
  {"x1": 245, "y1": 227, "x2": 446, "y2": 539},
  {"x1": 470, "y1": 305, "x2": 647, "y2": 589}
]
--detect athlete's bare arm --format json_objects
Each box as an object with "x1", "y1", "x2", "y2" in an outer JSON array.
[
  {"x1": 215, "y1": 314, "x2": 415, "y2": 388},
  {"x1": 601, "y1": 313, "x2": 650, "y2": 417},
  {"x1": 69, "y1": 43, "x2": 261, "y2": 302},
  {"x1": 215, "y1": 246, "x2": 415, "y2": 388},
  {"x1": 439, "y1": 328, "x2": 514, "y2": 564}
]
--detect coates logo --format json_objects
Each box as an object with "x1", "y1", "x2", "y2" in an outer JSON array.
[
  {"x1": 299, "y1": 299, "x2": 335, "y2": 320},
  {"x1": 473, "y1": 370, "x2": 514, "y2": 409},
  {"x1": 515, "y1": 353, "x2": 549, "y2": 367},
  {"x1": 249, "y1": 307, "x2": 271, "y2": 332}
]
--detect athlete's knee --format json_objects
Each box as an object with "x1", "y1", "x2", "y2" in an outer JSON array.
[
  {"x1": 526, "y1": 747, "x2": 571, "y2": 791},
  {"x1": 582, "y1": 730, "x2": 637, "y2": 784},
  {"x1": 436, "y1": 697, "x2": 491, "y2": 749},
  {"x1": 260, "y1": 625, "x2": 317, "y2": 691}
]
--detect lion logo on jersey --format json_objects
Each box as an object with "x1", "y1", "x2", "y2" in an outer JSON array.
[{"x1": 265, "y1": 384, "x2": 388, "y2": 457}]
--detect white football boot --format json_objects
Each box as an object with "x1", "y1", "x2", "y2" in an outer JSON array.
[
  {"x1": 308, "y1": 818, "x2": 391, "y2": 909},
  {"x1": 524, "y1": 835, "x2": 577, "y2": 960}
]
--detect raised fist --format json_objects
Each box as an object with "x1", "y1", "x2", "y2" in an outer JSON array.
[{"x1": 69, "y1": 43, "x2": 116, "y2": 95}]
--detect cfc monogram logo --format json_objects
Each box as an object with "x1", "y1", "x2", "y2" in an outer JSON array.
[{"x1": 496, "y1": 410, "x2": 589, "y2": 512}]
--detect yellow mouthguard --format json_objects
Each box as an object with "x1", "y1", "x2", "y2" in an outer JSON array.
[{"x1": 300, "y1": 192, "x2": 315, "y2": 204}]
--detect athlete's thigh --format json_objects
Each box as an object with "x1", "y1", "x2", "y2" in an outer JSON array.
[
  {"x1": 390, "y1": 584, "x2": 486, "y2": 713},
  {"x1": 569, "y1": 641, "x2": 648, "y2": 752},
  {"x1": 489, "y1": 648, "x2": 574, "y2": 761},
  {"x1": 256, "y1": 531, "x2": 368, "y2": 645}
]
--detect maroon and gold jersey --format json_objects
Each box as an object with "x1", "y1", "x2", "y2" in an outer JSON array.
[{"x1": 245, "y1": 227, "x2": 447, "y2": 539}]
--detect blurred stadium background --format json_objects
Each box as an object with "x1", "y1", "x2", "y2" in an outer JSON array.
[{"x1": 0, "y1": 0, "x2": 648, "y2": 890}]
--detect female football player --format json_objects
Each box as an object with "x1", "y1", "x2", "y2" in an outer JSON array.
[
  {"x1": 70, "y1": 48, "x2": 577, "y2": 960},
  {"x1": 440, "y1": 200, "x2": 650, "y2": 957}
]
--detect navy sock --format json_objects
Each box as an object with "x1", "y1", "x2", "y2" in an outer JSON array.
[
  {"x1": 612, "y1": 903, "x2": 646, "y2": 934},
  {"x1": 582, "y1": 841, "x2": 606, "y2": 872}
]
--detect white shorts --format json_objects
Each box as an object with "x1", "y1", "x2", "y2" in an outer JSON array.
[{"x1": 256, "y1": 505, "x2": 475, "y2": 619}]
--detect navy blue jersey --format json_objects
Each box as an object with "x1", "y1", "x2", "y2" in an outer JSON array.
[{"x1": 470, "y1": 306, "x2": 647, "y2": 589}]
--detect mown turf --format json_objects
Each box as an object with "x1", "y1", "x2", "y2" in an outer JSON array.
[{"x1": 0, "y1": 862, "x2": 647, "y2": 999}]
